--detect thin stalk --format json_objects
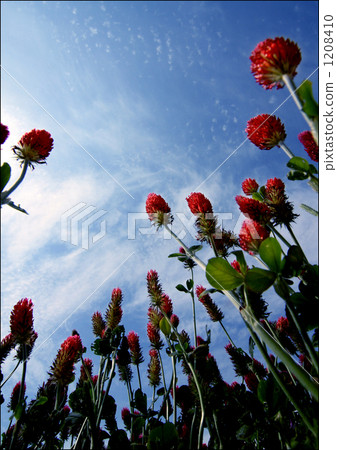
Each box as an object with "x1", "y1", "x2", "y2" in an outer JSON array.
[
  {"x1": 136, "y1": 364, "x2": 143, "y2": 391},
  {"x1": 189, "y1": 268, "x2": 198, "y2": 349},
  {"x1": 160, "y1": 307, "x2": 205, "y2": 448},
  {"x1": 158, "y1": 349, "x2": 169, "y2": 421},
  {"x1": 286, "y1": 303, "x2": 319, "y2": 374},
  {"x1": 81, "y1": 355, "x2": 96, "y2": 403},
  {"x1": 189, "y1": 409, "x2": 197, "y2": 450},
  {"x1": 267, "y1": 224, "x2": 292, "y2": 248},
  {"x1": 282, "y1": 74, "x2": 318, "y2": 143},
  {"x1": 9, "y1": 345, "x2": 28, "y2": 450},
  {"x1": 247, "y1": 324, "x2": 318, "y2": 438},
  {"x1": 219, "y1": 320, "x2": 236, "y2": 347},
  {"x1": 212, "y1": 412, "x2": 223, "y2": 449},
  {"x1": 1, "y1": 159, "x2": 29, "y2": 200},
  {"x1": 72, "y1": 417, "x2": 89, "y2": 450},
  {"x1": 0, "y1": 360, "x2": 21, "y2": 388},
  {"x1": 209, "y1": 234, "x2": 219, "y2": 257},
  {"x1": 96, "y1": 352, "x2": 117, "y2": 428},
  {"x1": 279, "y1": 141, "x2": 295, "y2": 159},
  {"x1": 166, "y1": 338, "x2": 177, "y2": 425},
  {"x1": 285, "y1": 224, "x2": 309, "y2": 264}
]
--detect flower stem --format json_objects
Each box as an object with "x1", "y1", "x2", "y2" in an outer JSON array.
[
  {"x1": 279, "y1": 141, "x2": 295, "y2": 159},
  {"x1": 247, "y1": 324, "x2": 318, "y2": 438},
  {"x1": 158, "y1": 348, "x2": 169, "y2": 421},
  {"x1": 96, "y1": 352, "x2": 117, "y2": 428},
  {"x1": 219, "y1": 320, "x2": 236, "y2": 347},
  {"x1": 189, "y1": 268, "x2": 198, "y2": 349},
  {"x1": 0, "y1": 360, "x2": 21, "y2": 388},
  {"x1": 282, "y1": 74, "x2": 318, "y2": 143},
  {"x1": 1, "y1": 159, "x2": 29, "y2": 200},
  {"x1": 136, "y1": 364, "x2": 143, "y2": 391}
]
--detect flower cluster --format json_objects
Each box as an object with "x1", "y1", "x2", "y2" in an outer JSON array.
[
  {"x1": 195, "y1": 285, "x2": 224, "y2": 322},
  {"x1": 246, "y1": 114, "x2": 286, "y2": 150},
  {"x1": 10, "y1": 298, "x2": 37, "y2": 347},
  {"x1": 250, "y1": 37, "x2": 301, "y2": 89},
  {"x1": 298, "y1": 131, "x2": 319, "y2": 162},
  {"x1": 127, "y1": 331, "x2": 144, "y2": 365},
  {"x1": 146, "y1": 193, "x2": 173, "y2": 228},
  {"x1": 105, "y1": 287, "x2": 123, "y2": 330},
  {"x1": 48, "y1": 334, "x2": 83, "y2": 387},
  {"x1": 12, "y1": 129, "x2": 54, "y2": 167}
]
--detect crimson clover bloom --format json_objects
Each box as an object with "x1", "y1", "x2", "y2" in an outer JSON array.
[
  {"x1": 0, "y1": 123, "x2": 10, "y2": 145},
  {"x1": 10, "y1": 298, "x2": 36, "y2": 345},
  {"x1": 298, "y1": 131, "x2": 319, "y2": 162},
  {"x1": 0, "y1": 333, "x2": 15, "y2": 364},
  {"x1": 242, "y1": 178, "x2": 259, "y2": 195},
  {"x1": 195, "y1": 285, "x2": 224, "y2": 322},
  {"x1": 147, "y1": 321, "x2": 163, "y2": 350},
  {"x1": 238, "y1": 219, "x2": 270, "y2": 255},
  {"x1": 250, "y1": 37, "x2": 301, "y2": 89},
  {"x1": 186, "y1": 192, "x2": 213, "y2": 215},
  {"x1": 265, "y1": 178, "x2": 298, "y2": 226},
  {"x1": 147, "y1": 270, "x2": 164, "y2": 307},
  {"x1": 8, "y1": 382, "x2": 26, "y2": 412},
  {"x1": 147, "y1": 306, "x2": 163, "y2": 328},
  {"x1": 170, "y1": 314, "x2": 180, "y2": 328},
  {"x1": 48, "y1": 334, "x2": 83, "y2": 387},
  {"x1": 148, "y1": 349, "x2": 161, "y2": 387},
  {"x1": 127, "y1": 331, "x2": 144, "y2": 365},
  {"x1": 161, "y1": 294, "x2": 173, "y2": 317},
  {"x1": 105, "y1": 288, "x2": 123, "y2": 330},
  {"x1": 235, "y1": 195, "x2": 272, "y2": 224},
  {"x1": 12, "y1": 129, "x2": 54, "y2": 167},
  {"x1": 146, "y1": 193, "x2": 173, "y2": 227},
  {"x1": 246, "y1": 114, "x2": 286, "y2": 150},
  {"x1": 186, "y1": 192, "x2": 217, "y2": 241},
  {"x1": 78, "y1": 358, "x2": 94, "y2": 385},
  {"x1": 91, "y1": 311, "x2": 106, "y2": 338},
  {"x1": 121, "y1": 407, "x2": 132, "y2": 430}
]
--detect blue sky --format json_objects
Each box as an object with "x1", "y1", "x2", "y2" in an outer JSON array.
[{"x1": 1, "y1": 0, "x2": 320, "y2": 435}]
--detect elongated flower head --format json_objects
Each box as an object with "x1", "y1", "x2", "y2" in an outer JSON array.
[
  {"x1": 242, "y1": 178, "x2": 259, "y2": 195},
  {"x1": 170, "y1": 314, "x2": 180, "y2": 328},
  {"x1": 13, "y1": 129, "x2": 53, "y2": 167},
  {"x1": 10, "y1": 298, "x2": 35, "y2": 345},
  {"x1": 298, "y1": 131, "x2": 319, "y2": 162},
  {"x1": 121, "y1": 407, "x2": 132, "y2": 430},
  {"x1": 276, "y1": 316, "x2": 290, "y2": 333},
  {"x1": 250, "y1": 37, "x2": 301, "y2": 89},
  {"x1": 0, "y1": 123, "x2": 10, "y2": 145},
  {"x1": 236, "y1": 195, "x2": 271, "y2": 224},
  {"x1": 0, "y1": 333, "x2": 15, "y2": 364},
  {"x1": 239, "y1": 220, "x2": 270, "y2": 255},
  {"x1": 148, "y1": 349, "x2": 161, "y2": 387},
  {"x1": 264, "y1": 178, "x2": 298, "y2": 225},
  {"x1": 147, "y1": 270, "x2": 163, "y2": 307},
  {"x1": 147, "y1": 307, "x2": 163, "y2": 327},
  {"x1": 92, "y1": 311, "x2": 106, "y2": 337},
  {"x1": 246, "y1": 114, "x2": 286, "y2": 150},
  {"x1": 147, "y1": 321, "x2": 163, "y2": 350},
  {"x1": 48, "y1": 335, "x2": 83, "y2": 387},
  {"x1": 146, "y1": 193, "x2": 173, "y2": 227},
  {"x1": 231, "y1": 260, "x2": 242, "y2": 273},
  {"x1": 161, "y1": 294, "x2": 173, "y2": 317},
  {"x1": 225, "y1": 343, "x2": 252, "y2": 377},
  {"x1": 213, "y1": 228, "x2": 237, "y2": 257},
  {"x1": 105, "y1": 288, "x2": 123, "y2": 330},
  {"x1": 265, "y1": 178, "x2": 285, "y2": 204},
  {"x1": 186, "y1": 192, "x2": 213, "y2": 215},
  {"x1": 196, "y1": 285, "x2": 224, "y2": 322},
  {"x1": 79, "y1": 358, "x2": 93, "y2": 384},
  {"x1": 8, "y1": 382, "x2": 26, "y2": 412},
  {"x1": 127, "y1": 331, "x2": 144, "y2": 365}
]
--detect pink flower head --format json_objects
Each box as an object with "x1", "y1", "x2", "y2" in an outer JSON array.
[
  {"x1": 250, "y1": 37, "x2": 301, "y2": 89},
  {"x1": 179, "y1": 247, "x2": 186, "y2": 254},
  {"x1": 0, "y1": 123, "x2": 10, "y2": 145},
  {"x1": 13, "y1": 129, "x2": 53, "y2": 167},
  {"x1": 79, "y1": 358, "x2": 93, "y2": 383},
  {"x1": 161, "y1": 294, "x2": 173, "y2": 317},
  {"x1": 186, "y1": 192, "x2": 213, "y2": 215},
  {"x1": 147, "y1": 349, "x2": 161, "y2": 387},
  {"x1": 147, "y1": 322, "x2": 163, "y2": 349},
  {"x1": 276, "y1": 316, "x2": 290, "y2": 333},
  {"x1": 242, "y1": 178, "x2": 259, "y2": 195},
  {"x1": 92, "y1": 311, "x2": 106, "y2": 338},
  {"x1": 147, "y1": 307, "x2": 163, "y2": 327},
  {"x1": 8, "y1": 382, "x2": 26, "y2": 412},
  {"x1": 10, "y1": 298, "x2": 35, "y2": 345},
  {"x1": 170, "y1": 314, "x2": 180, "y2": 328},
  {"x1": 235, "y1": 195, "x2": 271, "y2": 224},
  {"x1": 239, "y1": 220, "x2": 270, "y2": 255},
  {"x1": 105, "y1": 288, "x2": 123, "y2": 330},
  {"x1": 127, "y1": 331, "x2": 144, "y2": 365},
  {"x1": 147, "y1": 270, "x2": 163, "y2": 307},
  {"x1": 0, "y1": 333, "x2": 15, "y2": 364},
  {"x1": 195, "y1": 285, "x2": 224, "y2": 322},
  {"x1": 246, "y1": 114, "x2": 286, "y2": 150},
  {"x1": 265, "y1": 178, "x2": 286, "y2": 205},
  {"x1": 244, "y1": 372, "x2": 259, "y2": 392},
  {"x1": 146, "y1": 193, "x2": 172, "y2": 227},
  {"x1": 48, "y1": 334, "x2": 83, "y2": 386},
  {"x1": 121, "y1": 407, "x2": 132, "y2": 429},
  {"x1": 298, "y1": 131, "x2": 319, "y2": 162}
]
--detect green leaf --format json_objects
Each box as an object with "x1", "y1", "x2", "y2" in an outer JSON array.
[
  {"x1": 287, "y1": 170, "x2": 308, "y2": 181},
  {"x1": 206, "y1": 257, "x2": 244, "y2": 291},
  {"x1": 273, "y1": 277, "x2": 291, "y2": 300},
  {"x1": 175, "y1": 284, "x2": 188, "y2": 293},
  {"x1": 159, "y1": 317, "x2": 171, "y2": 336},
  {"x1": 33, "y1": 396, "x2": 48, "y2": 407},
  {"x1": 231, "y1": 250, "x2": 247, "y2": 274},
  {"x1": 134, "y1": 389, "x2": 147, "y2": 414},
  {"x1": 251, "y1": 191, "x2": 264, "y2": 201},
  {"x1": 1, "y1": 162, "x2": 11, "y2": 192},
  {"x1": 148, "y1": 422, "x2": 179, "y2": 450},
  {"x1": 300, "y1": 203, "x2": 318, "y2": 216},
  {"x1": 188, "y1": 245, "x2": 203, "y2": 253},
  {"x1": 249, "y1": 336, "x2": 255, "y2": 358},
  {"x1": 287, "y1": 156, "x2": 310, "y2": 172},
  {"x1": 245, "y1": 268, "x2": 276, "y2": 293},
  {"x1": 14, "y1": 402, "x2": 25, "y2": 420},
  {"x1": 168, "y1": 252, "x2": 184, "y2": 258},
  {"x1": 186, "y1": 278, "x2": 194, "y2": 290},
  {"x1": 308, "y1": 164, "x2": 318, "y2": 175},
  {"x1": 236, "y1": 424, "x2": 254, "y2": 440},
  {"x1": 297, "y1": 80, "x2": 319, "y2": 118},
  {"x1": 258, "y1": 237, "x2": 282, "y2": 273}
]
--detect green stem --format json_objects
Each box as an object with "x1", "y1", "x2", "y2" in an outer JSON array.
[
  {"x1": 282, "y1": 74, "x2": 318, "y2": 143},
  {"x1": 285, "y1": 224, "x2": 309, "y2": 264},
  {"x1": 267, "y1": 224, "x2": 292, "y2": 248},
  {"x1": 96, "y1": 352, "x2": 117, "y2": 428},
  {"x1": 72, "y1": 417, "x2": 89, "y2": 450},
  {"x1": 219, "y1": 320, "x2": 236, "y2": 347},
  {"x1": 286, "y1": 303, "x2": 319, "y2": 374},
  {"x1": 189, "y1": 268, "x2": 198, "y2": 349},
  {"x1": 158, "y1": 349, "x2": 169, "y2": 421},
  {"x1": 0, "y1": 360, "x2": 21, "y2": 388},
  {"x1": 1, "y1": 159, "x2": 29, "y2": 200},
  {"x1": 136, "y1": 364, "x2": 143, "y2": 391},
  {"x1": 247, "y1": 325, "x2": 318, "y2": 438},
  {"x1": 279, "y1": 141, "x2": 295, "y2": 159}
]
